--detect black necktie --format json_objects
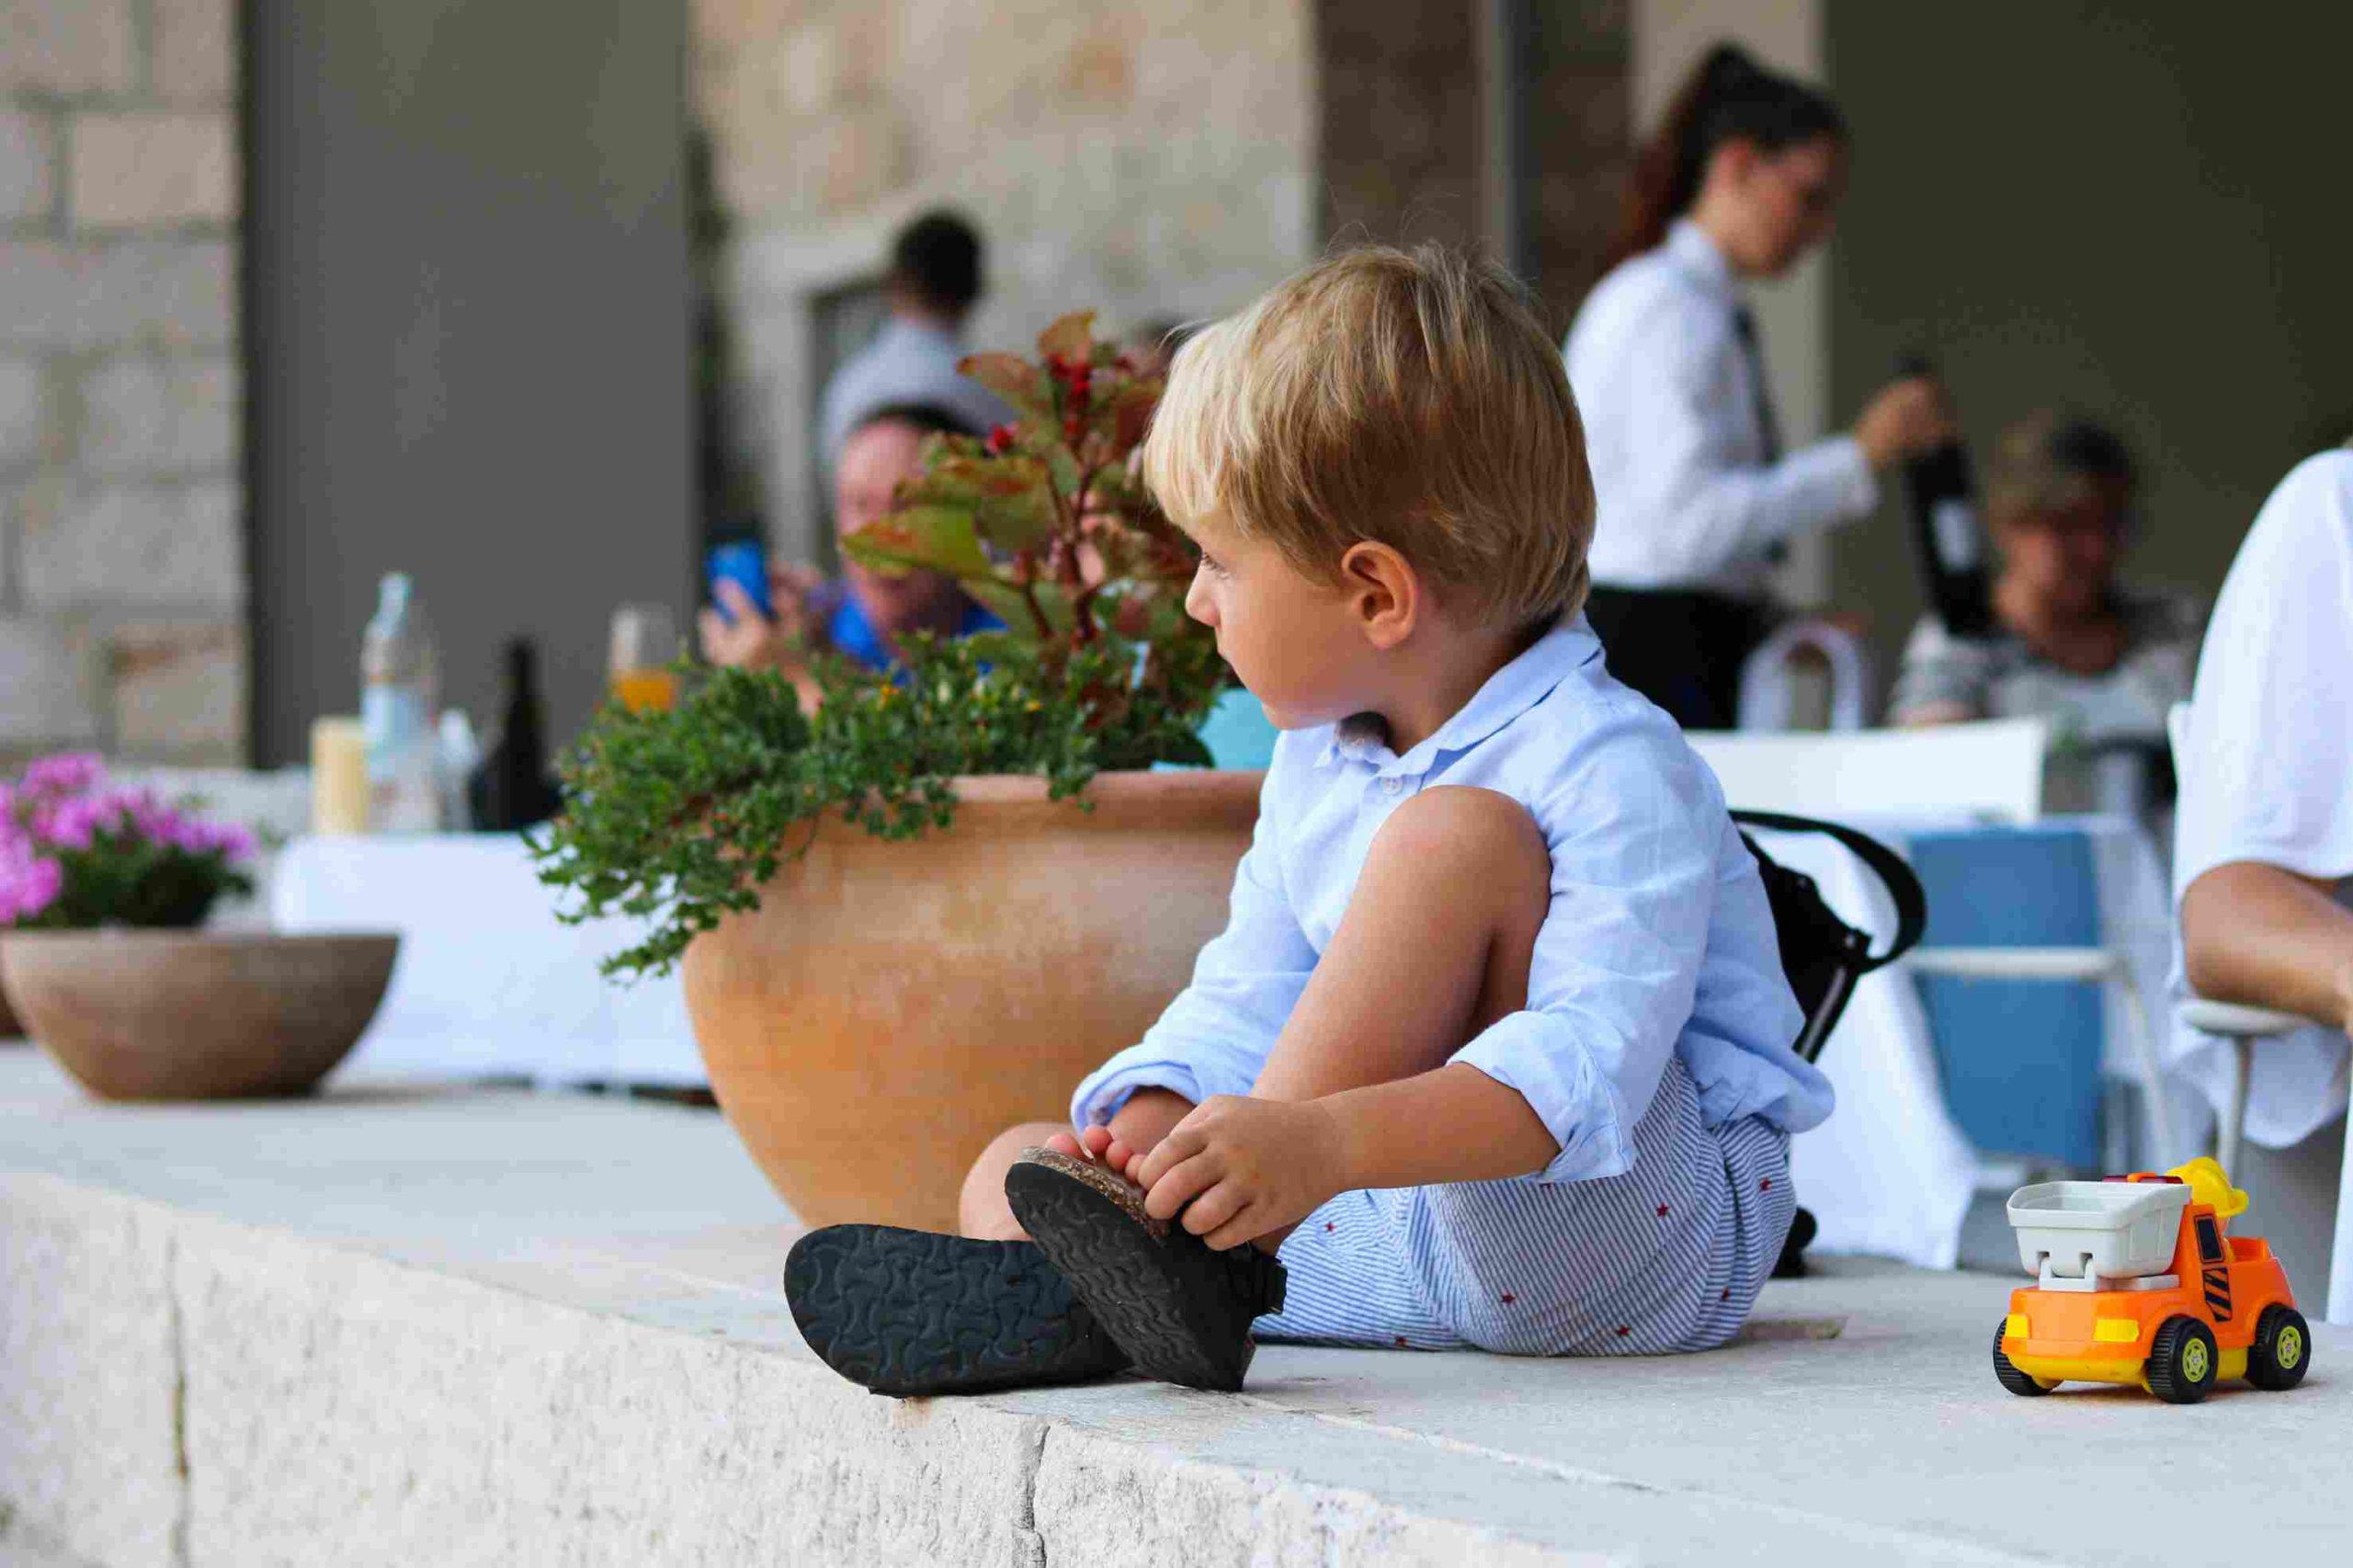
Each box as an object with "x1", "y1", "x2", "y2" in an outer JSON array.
[
  {"x1": 1731, "y1": 304, "x2": 1782, "y2": 464},
  {"x1": 1733, "y1": 303, "x2": 1788, "y2": 569}
]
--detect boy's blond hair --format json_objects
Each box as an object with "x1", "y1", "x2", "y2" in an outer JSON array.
[{"x1": 1143, "y1": 244, "x2": 1595, "y2": 628}]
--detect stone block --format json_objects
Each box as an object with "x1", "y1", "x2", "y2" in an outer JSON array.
[
  {"x1": 0, "y1": 1, "x2": 133, "y2": 95},
  {"x1": 108, "y1": 619, "x2": 245, "y2": 762},
  {"x1": 79, "y1": 355, "x2": 238, "y2": 472},
  {"x1": 1057, "y1": 15, "x2": 1138, "y2": 114},
  {"x1": 782, "y1": 23, "x2": 841, "y2": 113},
  {"x1": 0, "y1": 358, "x2": 45, "y2": 465},
  {"x1": 0, "y1": 241, "x2": 235, "y2": 351},
  {"x1": 67, "y1": 114, "x2": 237, "y2": 230},
  {"x1": 0, "y1": 108, "x2": 52, "y2": 222},
  {"x1": 0, "y1": 615, "x2": 98, "y2": 744},
  {"x1": 813, "y1": 105, "x2": 907, "y2": 216},
  {"x1": 692, "y1": 0, "x2": 793, "y2": 53},
  {"x1": 18, "y1": 478, "x2": 243, "y2": 609},
  {"x1": 151, "y1": 0, "x2": 236, "y2": 103},
  {"x1": 0, "y1": 1178, "x2": 182, "y2": 1568},
  {"x1": 173, "y1": 1226, "x2": 1053, "y2": 1567}
]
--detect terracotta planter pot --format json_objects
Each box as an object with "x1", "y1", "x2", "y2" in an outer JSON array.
[
  {"x1": 3, "y1": 929, "x2": 400, "y2": 1100},
  {"x1": 684, "y1": 769, "x2": 1260, "y2": 1232}
]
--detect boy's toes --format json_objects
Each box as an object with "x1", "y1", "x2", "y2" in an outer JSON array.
[{"x1": 1044, "y1": 1129, "x2": 1088, "y2": 1160}]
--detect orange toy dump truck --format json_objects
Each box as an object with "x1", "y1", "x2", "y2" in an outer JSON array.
[{"x1": 1995, "y1": 1158, "x2": 2311, "y2": 1404}]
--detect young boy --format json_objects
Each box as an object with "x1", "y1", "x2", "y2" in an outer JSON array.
[{"x1": 784, "y1": 245, "x2": 1828, "y2": 1396}]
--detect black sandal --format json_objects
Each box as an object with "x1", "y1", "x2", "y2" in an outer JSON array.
[
  {"x1": 1003, "y1": 1148, "x2": 1286, "y2": 1392},
  {"x1": 784, "y1": 1224, "x2": 1130, "y2": 1396}
]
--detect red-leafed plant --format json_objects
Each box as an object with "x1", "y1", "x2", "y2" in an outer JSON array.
[{"x1": 537, "y1": 311, "x2": 1232, "y2": 981}]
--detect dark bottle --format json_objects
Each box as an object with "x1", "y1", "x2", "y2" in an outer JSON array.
[
  {"x1": 471, "y1": 638, "x2": 560, "y2": 831},
  {"x1": 1897, "y1": 355, "x2": 1995, "y2": 639}
]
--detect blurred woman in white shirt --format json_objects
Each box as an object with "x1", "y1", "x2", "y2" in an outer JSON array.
[{"x1": 1565, "y1": 43, "x2": 1953, "y2": 728}]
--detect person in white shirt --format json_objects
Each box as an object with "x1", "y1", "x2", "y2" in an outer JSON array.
[
  {"x1": 1564, "y1": 43, "x2": 1953, "y2": 728},
  {"x1": 2174, "y1": 449, "x2": 2353, "y2": 1153},
  {"x1": 817, "y1": 210, "x2": 1014, "y2": 464}
]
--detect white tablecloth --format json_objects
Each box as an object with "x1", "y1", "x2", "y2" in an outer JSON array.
[
  {"x1": 278, "y1": 817, "x2": 2194, "y2": 1273},
  {"x1": 1761, "y1": 813, "x2": 2189, "y2": 1270},
  {"x1": 272, "y1": 835, "x2": 700, "y2": 1085}
]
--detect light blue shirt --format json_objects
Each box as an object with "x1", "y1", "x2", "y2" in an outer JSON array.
[
  {"x1": 1072, "y1": 618, "x2": 1829, "y2": 1184},
  {"x1": 819, "y1": 318, "x2": 1016, "y2": 463}
]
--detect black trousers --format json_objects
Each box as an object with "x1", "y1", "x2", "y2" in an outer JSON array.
[{"x1": 1582, "y1": 586, "x2": 1771, "y2": 732}]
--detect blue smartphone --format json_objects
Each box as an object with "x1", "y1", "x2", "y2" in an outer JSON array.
[{"x1": 706, "y1": 540, "x2": 774, "y2": 623}]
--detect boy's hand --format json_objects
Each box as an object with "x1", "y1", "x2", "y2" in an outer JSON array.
[{"x1": 1133, "y1": 1095, "x2": 1347, "y2": 1252}]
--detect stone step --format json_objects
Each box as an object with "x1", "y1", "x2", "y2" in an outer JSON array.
[{"x1": 2, "y1": 1048, "x2": 2347, "y2": 1567}]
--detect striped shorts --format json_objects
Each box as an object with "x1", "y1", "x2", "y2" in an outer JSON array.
[{"x1": 1258, "y1": 1054, "x2": 1793, "y2": 1355}]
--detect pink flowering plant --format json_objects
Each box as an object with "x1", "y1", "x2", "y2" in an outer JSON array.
[{"x1": 0, "y1": 754, "x2": 257, "y2": 930}]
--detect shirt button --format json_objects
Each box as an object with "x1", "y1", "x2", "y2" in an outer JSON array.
[{"x1": 1381, "y1": 777, "x2": 1403, "y2": 795}]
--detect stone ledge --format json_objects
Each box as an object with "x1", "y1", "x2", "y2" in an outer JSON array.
[{"x1": 1, "y1": 1049, "x2": 2347, "y2": 1567}]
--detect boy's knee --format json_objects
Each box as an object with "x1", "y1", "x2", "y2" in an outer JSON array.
[
  {"x1": 1368, "y1": 786, "x2": 1549, "y2": 903},
  {"x1": 958, "y1": 1119, "x2": 1065, "y2": 1238}
]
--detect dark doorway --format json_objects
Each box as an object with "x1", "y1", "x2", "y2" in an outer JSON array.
[{"x1": 245, "y1": 0, "x2": 696, "y2": 765}]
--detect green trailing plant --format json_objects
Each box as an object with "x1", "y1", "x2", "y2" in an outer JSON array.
[{"x1": 533, "y1": 312, "x2": 1228, "y2": 981}]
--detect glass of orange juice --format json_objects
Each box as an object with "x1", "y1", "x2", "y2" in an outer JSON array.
[{"x1": 608, "y1": 604, "x2": 680, "y2": 713}]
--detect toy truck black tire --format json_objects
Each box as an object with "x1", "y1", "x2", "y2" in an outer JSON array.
[
  {"x1": 2145, "y1": 1315, "x2": 2219, "y2": 1404},
  {"x1": 2247, "y1": 1303, "x2": 2312, "y2": 1392},
  {"x1": 1991, "y1": 1320, "x2": 2052, "y2": 1397}
]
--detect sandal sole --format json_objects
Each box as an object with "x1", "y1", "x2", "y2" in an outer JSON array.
[
  {"x1": 1003, "y1": 1151, "x2": 1283, "y2": 1392},
  {"x1": 783, "y1": 1223, "x2": 1128, "y2": 1396}
]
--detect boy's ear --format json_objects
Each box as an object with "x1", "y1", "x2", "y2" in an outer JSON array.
[{"x1": 1337, "y1": 540, "x2": 1422, "y2": 651}]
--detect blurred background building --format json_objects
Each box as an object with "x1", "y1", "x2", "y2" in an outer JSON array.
[{"x1": 1, "y1": 0, "x2": 2347, "y2": 766}]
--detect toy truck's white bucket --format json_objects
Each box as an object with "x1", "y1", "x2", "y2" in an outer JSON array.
[{"x1": 2007, "y1": 1180, "x2": 2190, "y2": 1282}]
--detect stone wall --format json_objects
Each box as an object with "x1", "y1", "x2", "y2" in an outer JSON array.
[
  {"x1": 692, "y1": 0, "x2": 1318, "y2": 563},
  {"x1": 0, "y1": 0, "x2": 243, "y2": 767},
  {"x1": 1313, "y1": 0, "x2": 1628, "y2": 338}
]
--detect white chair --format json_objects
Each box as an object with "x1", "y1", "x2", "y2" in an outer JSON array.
[
  {"x1": 1688, "y1": 717, "x2": 2048, "y2": 825},
  {"x1": 1735, "y1": 618, "x2": 1873, "y2": 733},
  {"x1": 2162, "y1": 704, "x2": 2313, "y2": 1174},
  {"x1": 1690, "y1": 718, "x2": 2179, "y2": 1165}
]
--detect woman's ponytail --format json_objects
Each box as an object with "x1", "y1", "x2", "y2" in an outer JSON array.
[{"x1": 1605, "y1": 43, "x2": 1845, "y2": 269}]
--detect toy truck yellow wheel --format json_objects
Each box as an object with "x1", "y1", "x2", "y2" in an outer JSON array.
[
  {"x1": 2248, "y1": 1304, "x2": 2312, "y2": 1392},
  {"x1": 2144, "y1": 1315, "x2": 2219, "y2": 1404},
  {"x1": 1991, "y1": 1320, "x2": 2055, "y2": 1396}
]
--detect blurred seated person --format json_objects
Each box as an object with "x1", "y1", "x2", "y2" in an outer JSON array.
[
  {"x1": 820, "y1": 210, "x2": 1013, "y2": 463},
  {"x1": 699, "y1": 404, "x2": 1001, "y2": 708},
  {"x1": 2175, "y1": 449, "x2": 2353, "y2": 1147},
  {"x1": 1890, "y1": 414, "x2": 2200, "y2": 745}
]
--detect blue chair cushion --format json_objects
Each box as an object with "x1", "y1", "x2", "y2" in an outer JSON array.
[{"x1": 1906, "y1": 825, "x2": 2105, "y2": 1169}]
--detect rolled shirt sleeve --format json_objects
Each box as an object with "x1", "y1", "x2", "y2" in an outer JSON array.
[
  {"x1": 1449, "y1": 728, "x2": 1726, "y2": 1183},
  {"x1": 1070, "y1": 780, "x2": 1317, "y2": 1129}
]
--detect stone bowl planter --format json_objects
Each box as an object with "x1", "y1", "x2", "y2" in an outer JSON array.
[
  {"x1": 683, "y1": 769, "x2": 1259, "y2": 1232},
  {"x1": 1, "y1": 930, "x2": 400, "y2": 1100}
]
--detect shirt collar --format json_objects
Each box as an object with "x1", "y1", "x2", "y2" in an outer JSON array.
[
  {"x1": 1665, "y1": 218, "x2": 1737, "y2": 304},
  {"x1": 1315, "y1": 617, "x2": 1602, "y2": 777},
  {"x1": 879, "y1": 314, "x2": 963, "y2": 354}
]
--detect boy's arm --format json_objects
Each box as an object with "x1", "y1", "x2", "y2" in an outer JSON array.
[
  {"x1": 1069, "y1": 773, "x2": 1317, "y2": 1132},
  {"x1": 1132, "y1": 1066, "x2": 1555, "y2": 1251}
]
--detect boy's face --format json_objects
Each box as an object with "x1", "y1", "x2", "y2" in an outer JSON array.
[{"x1": 1181, "y1": 513, "x2": 1381, "y2": 730}]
